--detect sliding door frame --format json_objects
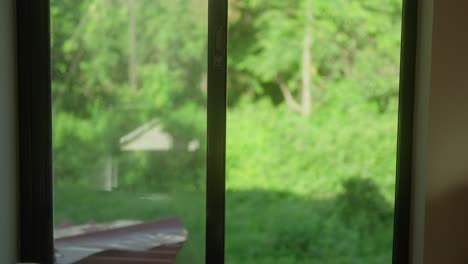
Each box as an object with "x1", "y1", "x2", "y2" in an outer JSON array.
[
  {"x1": 16, "y1": 0, "x2": 54, "y2": 263},
  {"x1": 392, "y1": 0, "x2": 420, "y2": 263},
  {"x1": 15, "y1": 0, "x2": 229, "y2": 263},
  {"x1": 206, "y1": 0, "x2": 228, "y2": 263},
  {"x1": 15, "y1": 0, "x2": 418, "y2": 263}
]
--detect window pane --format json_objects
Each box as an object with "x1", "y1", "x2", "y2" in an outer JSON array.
[
  {"x1": 226, "y1": 0, "x2": 401, "y2": 262},
  {"x1": 51, "y1": 1, "x2": 207, "y2": 263}
]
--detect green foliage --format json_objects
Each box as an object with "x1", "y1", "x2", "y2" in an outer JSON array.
[
  {"x1": 227, "y1": 0, "x2": 401, "y2": 107},
  {"x1": 51, "y1": 0, "x2": 208, "y2": 187},
  {"x1": 337, "y1": 178, "x2": 394, "y2": 230},
  {"x1": 118, "y1": 104, "x2": 207, "y2": 191},
  {"x1": 53, "y1": 110, "x2": 113, "y2": 184},
  {"x1": 226, "y1": 98, "x2": 397, "y2": 199},
  {"x1": 51, "y1": 0, "x2": 402, "y2": 263},
  {"x1": 56, "y1": 179, "x2": 393, "y2": 264}
]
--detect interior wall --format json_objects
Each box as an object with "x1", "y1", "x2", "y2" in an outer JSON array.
[
  {"x1": 424, "y1": 0, "x2": 468, "y2": 263},
  {"x1": 0, "y1": 0, "x2": 17, "y2": 262}
]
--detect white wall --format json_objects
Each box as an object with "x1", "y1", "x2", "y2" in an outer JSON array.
[
  {"x1": 0, "y1": 0, "x2": 17, "y2": 262},
  {"x1": 423, "y1": 0, "x2": 468, "y2": 263}
]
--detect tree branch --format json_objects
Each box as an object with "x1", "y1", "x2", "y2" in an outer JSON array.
[
  {"x1": 67, "y1": 1, "x2": 99, "y2": 46},
  {"x1": 277, "y1": 78, "x2": 303, "y2": 113},
  {"x1": 128, "y1": 0, "x2": 138, "y2": 89}
]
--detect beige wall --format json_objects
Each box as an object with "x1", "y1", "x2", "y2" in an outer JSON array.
[
  {"x1": 0, "y1": 0, "x2": 17, "y2": 262},
  {"x1": 424, "y1": 0, "x2": 468, "y2": 263}
]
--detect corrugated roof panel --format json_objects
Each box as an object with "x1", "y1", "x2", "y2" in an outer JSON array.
[{"x1": 55, "y1": 218, "x2": 187, "y2": 264}]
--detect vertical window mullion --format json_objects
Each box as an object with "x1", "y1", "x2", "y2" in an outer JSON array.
[
  {"x1": 393, "y1": 0, "x2": 419, "y2": 263},
  {"x1": 206, "y1": 0, "x2": 228, "y2": 263},
  {"x1": 16, "y1": 0, "x2": 54, "y2": 263}
]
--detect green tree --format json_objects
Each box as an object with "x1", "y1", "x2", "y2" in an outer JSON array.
[
  {"x1": 227, "y1": 0, "x2": 401, "y2": 114},
  {"x1": 51, "y1": 0, "x2": 208, "y2": 183}
]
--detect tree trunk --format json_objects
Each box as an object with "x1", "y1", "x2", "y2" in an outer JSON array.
[
  {"x1": 301, "y1": 0, "x2": 313, "y2": 116},
  {"x1": 276, "y1": 0, "x2": 314, "y2": 116},
  {"x1": 277, "y1": 78, "x2": 303, "y2": 114},
  {"x1": 128, "y1": 0, "x2": 137, "y2": 89}
]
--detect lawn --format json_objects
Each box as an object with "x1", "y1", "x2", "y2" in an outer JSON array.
[{"x1": 55, "y1": 177, "x2": 394, "y2": 264}]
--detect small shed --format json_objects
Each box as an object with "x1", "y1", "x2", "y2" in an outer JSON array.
[{"x1": 98, "y1": 120, "x2": 199, "y2": 191}]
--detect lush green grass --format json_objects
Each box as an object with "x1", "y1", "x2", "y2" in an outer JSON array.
[
  {"x1": 55, "y1": 184, "x2": 206, "y2": 263},
  {"x1": 55, "y1": 177, "x2": 394, "y2": 264},
  {"x1": 226, "y1": 184, "x2": 393, "y2": 264}
]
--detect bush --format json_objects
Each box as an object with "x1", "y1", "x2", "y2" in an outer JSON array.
[{"x1": 226, "y1": 97, "x2": 397, "y2": 199}]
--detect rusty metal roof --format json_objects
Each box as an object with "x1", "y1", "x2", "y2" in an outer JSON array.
[
  {"x1": 55, "y1": 218, "x2": 187, "y2": 264},
  {"x1": 74, "y1": 243, "x2": 184, "y2": 264}
]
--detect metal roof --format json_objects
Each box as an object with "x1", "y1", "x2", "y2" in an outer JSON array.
[
  {"x1": 120, "y1": 120, "x2": 174, "y2": 151},
  {"x1": 119, "y1": 120, "x2": 200, "y2": 152},
  {"x1": 55, "y1": 218, "x2": 187, "y2": 264}
]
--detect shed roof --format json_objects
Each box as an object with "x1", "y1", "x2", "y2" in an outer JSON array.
[
  {"x1": 54, "y1": 218, "x2": 187, "y2": 263},
  {"x1": 120, "y1": 120, "x2": 173, "y2": 151},
  {"x1": 119, "y1": 120, "x2": 200, "y2": 152}
]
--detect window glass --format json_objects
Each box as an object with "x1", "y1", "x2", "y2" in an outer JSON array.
[
  {"x1": 51, "y1": 1, "x2": 207, "y2": 262},
  {"x1": 226, "y1": 0, "x2": 401, "y2": 262}
]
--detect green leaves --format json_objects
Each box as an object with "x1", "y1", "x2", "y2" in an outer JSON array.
[
  {"x1": 51, "y1": 0, "x2": 209, "y2": 183},
  {"x1": 227, "y1": 0, "x2": 402, "y2": 110}
]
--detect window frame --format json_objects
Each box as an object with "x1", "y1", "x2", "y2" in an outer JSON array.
[
  {"x1": 16, "y1": 0, "x2": 228, "y2": 263},
  {"x1": 15, "y1": 0, "x2": 417, "y2": 263},
  {"x1": 392, "y1": 0, "x2": 419, "y2": 262},
  {"x1": 206, "y1": 0, "x2": 228, "y2": 263},
  {"x1": 16, "y1": 0, "x2": 54, "y2": 263}
]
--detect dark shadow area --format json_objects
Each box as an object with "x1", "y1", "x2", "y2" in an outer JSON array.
[{"x1": 226, "y1": 177, "x2": 394, "y2": 264}]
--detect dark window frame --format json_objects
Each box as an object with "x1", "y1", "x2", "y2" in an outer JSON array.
[
  {"x1": 16, "y1": 0, "x2": 54, "y2": 263},
  {"x1": 206, "y1": 0, "x2": 228, "y2": 263},
  {"x1": 392, "y1": 0, "x2": 419, "y2": 262},
  {"x1": 15, "y1": 0, "x2": 417, "y2": 263}
]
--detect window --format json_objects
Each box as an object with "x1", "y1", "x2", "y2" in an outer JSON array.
[
  {"x1": 49, "y1": 0, "x2": 211, "y2": 263},
  {"x1": 16, "y1": 0, "x2": 418, "y2": 263},
  {"x1": 225, "y1": 1, "x2": 415, "y2": 263}
]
